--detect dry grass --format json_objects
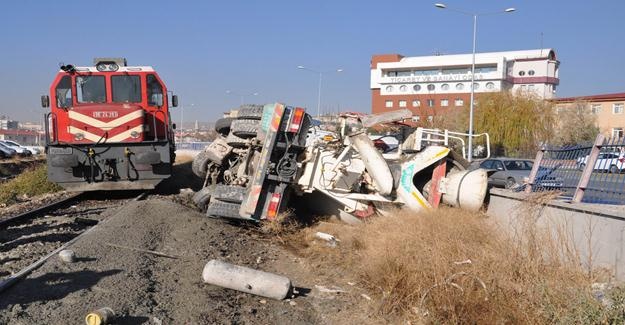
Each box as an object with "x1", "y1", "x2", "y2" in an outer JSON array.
[
  {"x1": 174, "y1": 153, "x2": 195, "y2": 165},
  {"x1": 0, "y1": 165, "x2": 62, "y2": 206},
  {"x1": 288, "y1": 207, "x2": 624, "y2": 324}
]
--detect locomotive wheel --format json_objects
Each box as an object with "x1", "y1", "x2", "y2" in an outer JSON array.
[
  {"x1": 192, "y1": 150, "x2": 211, "y2": 178},
  {"x1": 214, "y1": 117, "x2": 234, "y2": 135},
  {"x1": 206, "y1": 200, "x2": 242, "y2": 219},
  {"x1": 193, "y1": 186, "x2": 214, "y2": 211},
  {"x1": 212, "y1": 184, "x2": 247, "y2": 204},
  {"x1": 236, "y1": 105, "x2": 264, "y2": 120},
  {"x1": 231, "y1": 119, "x2": 259, "y2": 138}
]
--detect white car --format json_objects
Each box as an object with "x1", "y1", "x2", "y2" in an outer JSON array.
[
  {"x1": 0, "y1": 140, "x2": 32, "y2": 156},
  {"x1": 576, "y1": 152, "x2": 625, "y2": 173}
]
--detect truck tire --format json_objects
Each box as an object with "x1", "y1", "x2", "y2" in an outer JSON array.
[
  {"x1": 192, "y1": 150, "x2": 211, "y2": 178},
  {"x1": 226, "y1": 132, "x2": 249, "y2": 148},
  {"x1": 237, "y1": 105, "x2": 264, "y2": 120},
  {"x1": 206, "y1": 200, "x2": 242, "y2": 219},
  {"x1": 215, "y1": 117, "x2": 234, "y2": 135},
  {"x1": 231, "y1": 119, "x2": 259, "y2": 138},
  {"x1": 193, "y1": 186, "x2": 213, "y2": 211},
  {"x1": 212, "y1": 185, "x2": 247, "y2": 204}
]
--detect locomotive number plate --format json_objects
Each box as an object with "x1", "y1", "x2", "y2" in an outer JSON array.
[{"x1": 49, "y1": 147, "x2": 73, "y2": 155}]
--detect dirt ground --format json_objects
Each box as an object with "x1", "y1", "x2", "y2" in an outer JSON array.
[{"x1": 0, "y1": 196, "x2": 374, "y2": 324}]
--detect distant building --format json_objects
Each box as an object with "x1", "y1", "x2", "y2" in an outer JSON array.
[
  {"x1": 553, "y1": 92, "x2": 625, "y2": 139},
  {"x1": 370, "y1": 49, "x2": 560, "y2": 119},
  {"x1": 0, "y1": 116, "x2": 19, "y2": 130},
  {"x1": 0, "y1": 129, "x2": 42, "y2": 145},
  {"x1": 19, "y1": 121, "x2": 43, "y2": 131}
]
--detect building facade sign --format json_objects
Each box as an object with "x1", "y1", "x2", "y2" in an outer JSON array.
[{"x1": 386, "y1": 74, "x2": 485, "y2": 84}]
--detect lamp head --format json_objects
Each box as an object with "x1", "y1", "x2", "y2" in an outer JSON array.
[
  {"x1": 505, "y1": 7, "x2": 515, "y2": 12},
  {"x1": 434, "y1": 3, "x2": 446, "y2": 9}
]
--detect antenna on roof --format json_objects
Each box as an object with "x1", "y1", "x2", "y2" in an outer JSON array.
[
  {"x1": 540, "y1": 32, "x2": 544, "y2": 56},
  {"x1": 433, "y1": 49, "x2": 445, "y2": 56}
]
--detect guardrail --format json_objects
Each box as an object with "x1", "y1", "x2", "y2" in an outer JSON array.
[
  {"x1": 176, "y1": 142, "x2": 211, "y2": 151},
  {"x1": 526, "y1": 134, "x2": 625, "y2": 204}
]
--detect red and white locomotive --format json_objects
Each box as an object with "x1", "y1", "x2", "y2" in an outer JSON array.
[{"x1": 41, "y1": 58, "x2": 177, "y2": 191}]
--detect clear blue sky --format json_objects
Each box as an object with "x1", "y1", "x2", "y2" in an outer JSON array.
[{"x1": 0, "y1": 0, "x2": 623, "y2": 123}]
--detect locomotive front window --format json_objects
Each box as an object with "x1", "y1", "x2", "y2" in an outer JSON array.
[
  {"x1": 147, "y1": 74, "x2": 163, "y2": 106},
  {"x1": 77, "y1": 76, "x2": 106, "y2": 103},
  {"x1": 55, "y1": 76, "x2": 73, "y2": 108},
  {"x1": 112, "y1": 75, "x2": 141, "y2": 103}
]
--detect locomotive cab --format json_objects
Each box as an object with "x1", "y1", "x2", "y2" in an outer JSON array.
[{"x1": 42, "y1": 58, "x2": 178, "y2": 191}]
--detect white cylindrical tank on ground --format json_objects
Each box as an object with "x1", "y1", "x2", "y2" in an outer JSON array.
[
  {"x1": 441, "y1": 169, "x2": 488, "y2": 211},
  {"x1": 202, "y1": 259, "x2": 291, "y2": 300}
]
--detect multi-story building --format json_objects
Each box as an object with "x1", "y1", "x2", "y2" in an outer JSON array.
[
  {"x1": 370, "y1": 49, "x2": 559, "y2": 120},
  {"x1": 0, "y1": 116, "x2": 19, "y2": 130},
  {"x1": 553, "y1": 92, "x2": 625, "y2": 139}
]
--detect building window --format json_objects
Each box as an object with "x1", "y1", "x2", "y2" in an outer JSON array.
[
  {"x1": 613, "y1": 103, "x2": 624, "y2": 114},
  {"x1": 427, "y1": 115, "x2": 433, "y2": 122},
  {"x1": 613, "y1": 128, "x2": 624, "y2": 139},
  {"x1": 472, "y1": 83, "x2": 479, "y2": 90},
  {"x1": 399, "y1": 100, "x2": 407, "y2": 108},
  {"x1": 441, "y1": 83, "x2": 450, "y2": 91},
  {"x1": 456, "y1": 83, "x2": 464, "y2": 91},
  {"x1": 528, "y1": 85, "x2": 535, "y2": 91},
  {"x1": 399, "y1": 85, "x2": 407, "y2": 92},
  {"x1": 412, "y1": 116, "x2": 420, "y2": 122},
  {"x1": 385, "y1": 100, "x2": 393, "y2": 108},
  {"x1": 386, "y1": 71, "x2": 397, "y2": 77},
  {"x1": 427, "y1": 99, "x2": 435, "y2": 107},
  {"x1": 385, "y1": 85, "x2": 393, "y2": 93},
  {"x1": 412, "y1": 100, "x2": 421, "y2": 107},
  {"x1": 455, "y1": 98, "x2": 464, "y2": 106},
  {"x1": 528, "y1": 70, "x2": 535, "y2": 76},
  {"x1": 519, "y1": 71, "x2": 526, "y2": 76},
  {"x1": 591, "y1": 104, "x2": 601, "y2": 114},
  {"x1": 520, "y1": 85, "x2": 527, "y2": 91},
  {"x1": 441, "y1": 99, "x2": 449, "y2": 107},
  {"x1": 427, "y1": 84, "x2": 435, "y2": 91},
  {"x1": 485, "y1": 82, "x2": 495, "y2": 90},
  {"x1": 413, "y1": 85, "x2": 421, "y2": 92}
]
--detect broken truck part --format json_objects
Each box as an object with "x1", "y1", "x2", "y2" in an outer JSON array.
[
  {"x1": 191, "y1": 104, "x2": 490, "y2": 222},
  {"x1": 202, "y1": 259, "x2": 292, "y2": 300}
]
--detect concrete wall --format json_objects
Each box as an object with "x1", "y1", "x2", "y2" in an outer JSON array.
[{"x1": 487, "y1": 188, "x2": 625, "y2": 280}]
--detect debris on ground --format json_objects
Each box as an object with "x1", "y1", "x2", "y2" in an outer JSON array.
[{"x1": 202, "y1": 259, "x2": 292, "y2": 300}]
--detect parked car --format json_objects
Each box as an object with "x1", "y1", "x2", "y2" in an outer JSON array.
[
  {"x1": 0, "y1": 142, "x2": 18, "y2": 159},
  {"x1": 477, "y1": 157, "x2": 563, "y2": 189},
  {"x1": 576, "y1": 152, "x2": 625, "y2": 173},
  {"x1": 0, "y1": 140, "x2": 32, "y2": 157}
]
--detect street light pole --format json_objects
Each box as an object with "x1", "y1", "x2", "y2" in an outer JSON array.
[
  {"x1": 297, "y1": 66, "x2": 343, "y2": 117},
  {"x1": 435, "y1": 3, "x2": 515, "y2": 162},
  {"x1": 226, "y1": 90, "x2": 259, "y2": 106},
  {"x1": 180, "y1": 103, "x2": 194, "y2": 139}
]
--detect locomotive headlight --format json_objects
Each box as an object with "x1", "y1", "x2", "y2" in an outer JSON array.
[
  {"x1": 74, "y1": 132, "x2": 85, "y2": 141},
  {"x1": 96, "y1": 62, "x2": 120, "y2": 72},
  {"x1": 130, "y1": 131, "x2": 140, "y2": 138}
]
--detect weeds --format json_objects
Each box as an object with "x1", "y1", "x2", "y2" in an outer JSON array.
[
  {"x1": 291, "y1": 208, "x2": 624, "y2": 324},
  {"x1": 0, "y1": 165, "x2": 61, "y2": 206}
]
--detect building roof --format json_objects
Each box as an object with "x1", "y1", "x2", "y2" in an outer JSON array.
[
  {"x1": 553, "y1": 92, "x2": 625, "y2": 103},
  {"x1": 373, "y1": 49, "x2": 556, "y2": 69}
]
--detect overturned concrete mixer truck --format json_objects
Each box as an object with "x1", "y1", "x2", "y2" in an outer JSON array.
[{"x1": 191, "y1": 103, "x2": 491, "y2": 223}]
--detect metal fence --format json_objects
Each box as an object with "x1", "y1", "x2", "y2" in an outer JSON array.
[
  {"x1": 176, "y1": 142, "x2": 211, "y2": 151},
  {"x1": 526, "y1": 134, "x2": 625, "y2": 205}
]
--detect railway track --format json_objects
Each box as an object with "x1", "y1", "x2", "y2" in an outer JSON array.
[{"x1": 0, "y1": 190, "x2": 149, "y2": 293}]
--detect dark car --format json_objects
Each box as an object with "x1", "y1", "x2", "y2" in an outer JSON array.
[
  {"x1": 477, "y1": 158, "x2": 563, "y2": 189},
  {"x1": 0, "y1": 142, "x2": 18, "y2": 159}
]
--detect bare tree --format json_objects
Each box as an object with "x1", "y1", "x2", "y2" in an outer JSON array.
[{"x1": 553, "y1": 100, "x2": 599, "y2": 145}]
